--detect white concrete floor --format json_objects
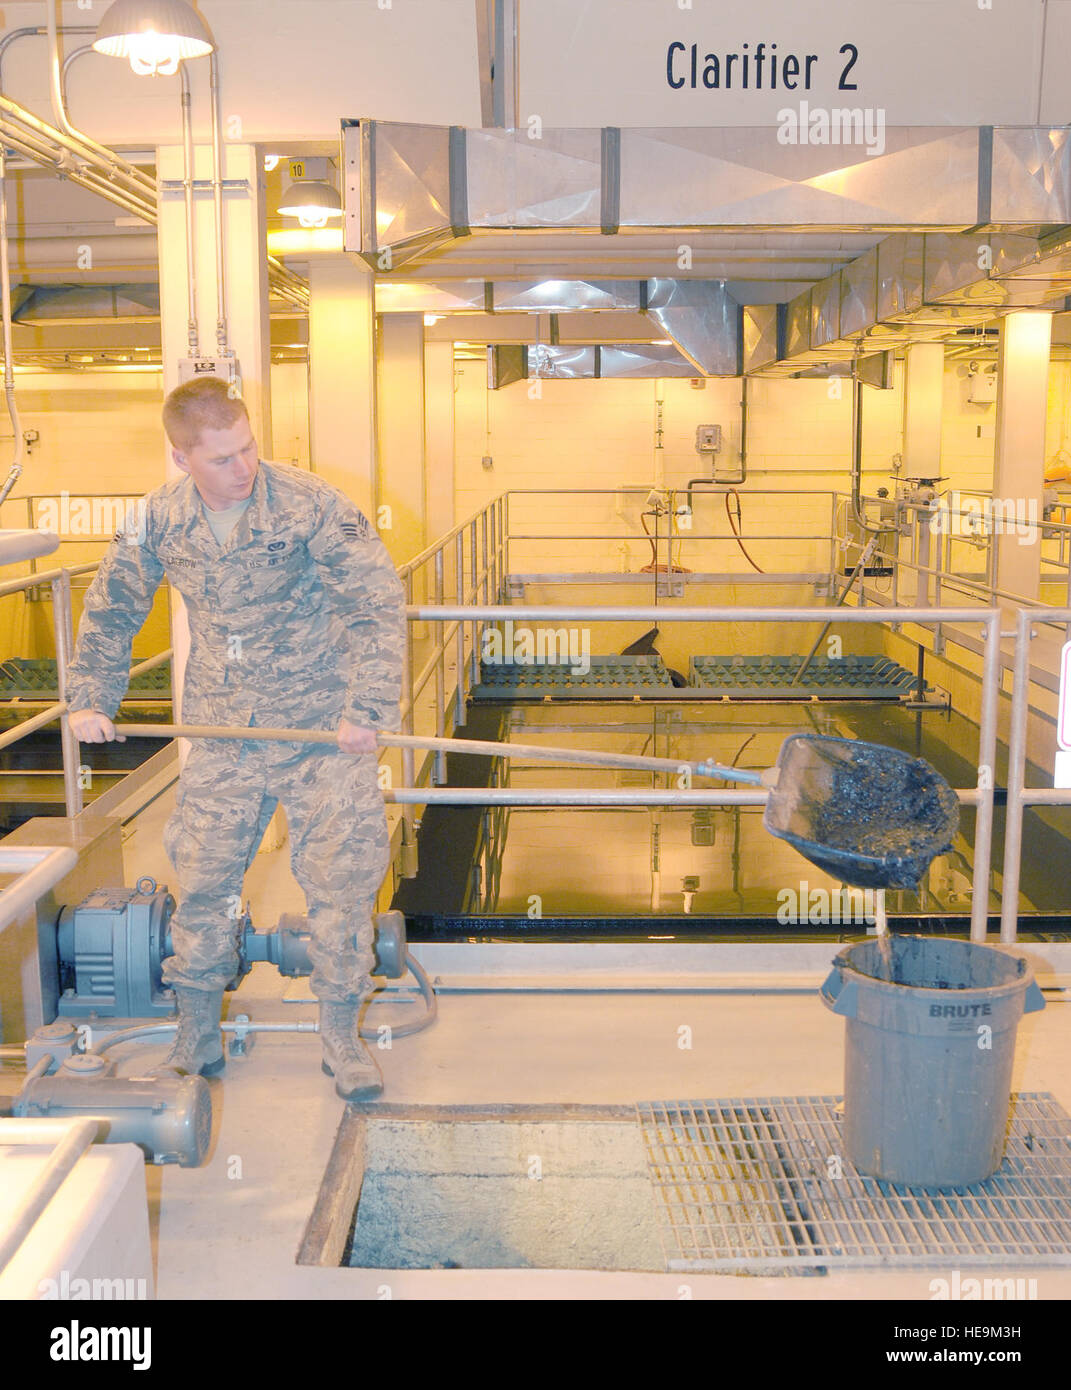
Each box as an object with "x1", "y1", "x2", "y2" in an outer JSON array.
[{"x1": 108, "y1": 790, "x2": 1071, "y2": 1301}]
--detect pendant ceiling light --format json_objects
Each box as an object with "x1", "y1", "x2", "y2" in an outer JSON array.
[
  {"x1": 278, "y1": 180, "x2": 343, "y2": 230},
  {"x1": 93, "y1": 0, "x2": 215, "y2": 76}
]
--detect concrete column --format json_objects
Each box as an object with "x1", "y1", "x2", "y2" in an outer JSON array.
[
  {"x1": 377, "y1": 314, "x2": 427, "y2": 569},
  {"x1": 157, "y1": 143, "x2": 272, "y2": 720},
  {"x1": 424, "y1": 340, "x2": 456, "y2": 547},
  {"x1": 307, "y1": 257, "x2": 376, "y2": 511},
  {"x1": 902, "y1": 342, "x2": 945, "y2": 480},
  {"x1": 993, "y1": 310, "x2": 1053, "y2": 603}
]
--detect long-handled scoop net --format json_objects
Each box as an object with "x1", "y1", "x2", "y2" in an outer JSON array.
[{"x1": 109, "y1": 722, "x2": 959, "y2": 891}]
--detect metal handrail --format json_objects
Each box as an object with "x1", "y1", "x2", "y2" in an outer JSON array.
[
  {"x1": 0, "y1": 487, "x2": 1027, "y2": 935},
  {"x1": 1000, "y1": 605, "x2": 1071, "y2": 943},
  {"x1": 0, "y1": 845, "x2": 78, "y2": 937},
  {"x1": 0, "y1": 1116, "x2": 100, "y2": 1279},
  {"x1": 412, "y1": 601, "x2": 1002, "y2": 944},
  {"x1": 0, "y1": 559, "x2": 172, "y2": 816}
]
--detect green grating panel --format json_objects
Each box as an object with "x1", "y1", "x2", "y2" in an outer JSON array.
[
  {"x1": 0, "y1": 657, "x2": 171, "y2": 699},
  {"x1": 689, "y1": 653, "x2": 916, "y2": 700},
  {"x1": 473, "y1": 654, "x2": 673, "y2": 700},
  {"x1": 638, "y1": 1093, "x2": 1071, "y2": 1272}
]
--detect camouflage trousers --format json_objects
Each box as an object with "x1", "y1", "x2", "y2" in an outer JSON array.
[{"x1": 160, "y1": 732, "x2": 389, "y2": 1003}]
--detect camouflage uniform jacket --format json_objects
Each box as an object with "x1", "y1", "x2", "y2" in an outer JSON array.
[{"x1": 66, "y1": 461, "x2": 405, "y2": 733}]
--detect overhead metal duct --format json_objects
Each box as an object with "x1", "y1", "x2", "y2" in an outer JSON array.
[
  {"x1": 347, "y1": 121, "x2": 1007, "y2": 257},
  {"x1": 643, "y1": 278, "x2": 738, "y2": 376},
  {"x1": 12, "y1": 284, "x2": 160, "y2": 321},
  {"x1": 488, "y1": 340, "x2": 696, "y2": 386},
  {"x1": 741, "y1": 303, "x2": 780, "y2": 372},
  {"x1": 345, "y1": 119, "x2": 1071, "y2": 375},
  {"x1": 491, "y1": 279, "x2": 641, "y2": 312}
]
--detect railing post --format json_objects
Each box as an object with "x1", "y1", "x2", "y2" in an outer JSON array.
[
  {"x1": 503, "y1": 491, "x2": 510, "y2": 590},
  {"x1": 829, "y1": 493, "x2": 837, "y2": 594},
  {"x1": 469, "y1": 518, "x2": 479, "y2": 690},
  {"x1": 51, "y1": 570, "x2": 83, "y2": 818},
  {"x1": 480, "y1": 507, "x2": 490, "y2": 684},
  {"x1": 969, "y1": 609, "x2": 1001, "y2": 942},
  {"x1": 932, "y1": 518, "x2": 945, "y2": 653},
  {"x1": 455, "y1": 530, "x2": 466, "y2": 728},
  {"x1": 433, "y1": 549, "x2": 446, "y2": 784},
  {"x1": 1064, "y1": 544, "x2": 1071, "y2": 644},
  {"x1": 400, "y1": 570, "x2": 416, "y2": 870},
  {"x1": 489, "y1": 500, "x2": 498, "y2": 606},
  {"x1": 999, "y1": 608, "x2": 1033, "y2": 944}
]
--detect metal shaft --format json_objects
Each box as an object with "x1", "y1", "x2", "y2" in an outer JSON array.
[{"x1": 108, "y1": 721, "x2": 766, "y2": 785}]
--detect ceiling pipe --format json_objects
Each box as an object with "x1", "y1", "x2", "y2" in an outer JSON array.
[
  {"x1": 0, "y1": 18, "x2": 305, "y2": 312},
  {"x1": 42, "y1": 11, "x2": 157, "y2": 203},
  {"x1": 0, "y1": 94, "x2": 156, "y2": 218}
]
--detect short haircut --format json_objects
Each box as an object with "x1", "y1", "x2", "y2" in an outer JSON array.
[{"x1": 162, "y1": 377, "x2": 248, "y2": 451}]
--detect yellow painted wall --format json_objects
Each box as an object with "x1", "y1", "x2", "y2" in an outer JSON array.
[{"x1": 0, "y1": 362, "x2": 309, "y2": 668}]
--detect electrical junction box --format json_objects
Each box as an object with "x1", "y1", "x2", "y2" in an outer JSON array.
[
  {"x1": 695, "y1": 424, "x2": 722, "y2": 454},
  {"x1": 178, "y1": 356, "x2": 239, "y2": 386},
  {"x1": 968, "y1": 369, "x2": 998, "y2": 404}
]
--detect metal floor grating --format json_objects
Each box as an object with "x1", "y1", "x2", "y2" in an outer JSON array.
[
  {"x1": 473, "y1": 654, "x2": 672, "y2": 699},
  {"x1": 636, "y1": 1094, "x2": 1071, "y2": 1272},
  {"x1": 0, "y1": 657, "x2": 171, "y2": 699},
  {"x1": 688, "y1": 653, "x2": 916, "y2": 699}
]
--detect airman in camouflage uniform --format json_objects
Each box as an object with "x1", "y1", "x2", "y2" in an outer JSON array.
[{"x1": 66, "y1": 378, "x2": 405, "y2": 1098}]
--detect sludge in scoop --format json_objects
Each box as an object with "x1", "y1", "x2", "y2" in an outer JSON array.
[{"x1": 762, "y1": 734, "x2": 961, "y2": 890}]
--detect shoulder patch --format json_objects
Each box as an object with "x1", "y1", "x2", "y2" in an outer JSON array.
[{"x1": 340, "y1": 513, "x2": 371, "y2": 539}]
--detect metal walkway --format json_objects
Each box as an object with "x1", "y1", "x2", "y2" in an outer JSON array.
[{"x1": 637, "y1": 1093, "x2": 1071, "y2": 1273}]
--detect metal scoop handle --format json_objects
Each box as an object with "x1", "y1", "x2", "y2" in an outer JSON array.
[{"x1": 109, "y1": 721, "x2": 767, "y2": 785}]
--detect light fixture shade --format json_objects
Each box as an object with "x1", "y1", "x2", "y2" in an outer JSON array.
[
  {"x1": 92, "y1": 0, "x2": 215, "y2": 61},
  {"x1": 278, "y1": 181, "x2": 343, "y2": 220}
]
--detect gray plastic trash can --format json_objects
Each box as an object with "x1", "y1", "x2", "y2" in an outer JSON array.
[{"x1": 820, "y1": 936, "x2": 1046, "y2": 1188}]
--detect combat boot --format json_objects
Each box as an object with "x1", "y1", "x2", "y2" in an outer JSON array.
[
  {"x1": 159, "y1": 986, "x2": 226, "y2": 1077},
  {"x1": 319, "y1": 1000, "x2": 382, "y2": 1101}
]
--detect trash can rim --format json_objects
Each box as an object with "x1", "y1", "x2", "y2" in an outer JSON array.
[{"x1": 832, "y1": 935, "x2": 1034, "y2": 994}]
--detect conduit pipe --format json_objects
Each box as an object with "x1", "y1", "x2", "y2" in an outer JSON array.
[
  {"x1": 0, "y1": 98, "x2": 156, "y2": 219},
  {"x1": 44, "y1": 11, "x2": 155, "y2": 200},
  {"x1": 0, "y1": 22, "x2": 305, "y2": 309},
  {"x1": 209, "y1": 53, "x2": 228, "y2": 355},
  {"x1": 179, "y1": 62, "x2": 198, "y2": 354}
]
